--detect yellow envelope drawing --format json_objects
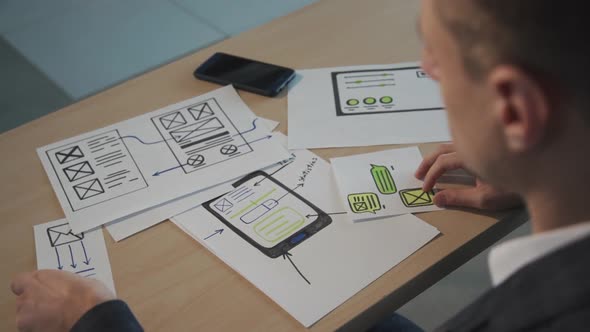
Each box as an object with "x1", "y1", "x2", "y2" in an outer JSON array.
[
  {"x1": 46, "y1": 222, "x2": 84, "y2": 247},
  {"x1": 63, "y1": 161, "x2": 94, "y2": 182},
  {"x1": 399, "y1": 188, "x2": 435, "y2": 208},
  {"x1": 73, "y1": 178, "x2": 104, "y2": 200},
  {"x1": 170, "y1": 118, "x2": 225, "y2": 143},
  {"x1": 188, "y1": 102, "x2": 214, "y2": 121}
]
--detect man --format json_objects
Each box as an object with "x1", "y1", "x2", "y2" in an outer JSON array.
[{"x1": 11, "y1": 0, "x2": 590, "y2": 330}]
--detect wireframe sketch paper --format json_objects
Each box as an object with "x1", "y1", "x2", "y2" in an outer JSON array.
[
  {"x1": 104, "y1": 117, "x2": 281, "y2": 242},
  {"x1": 34, "y1": 219, "x2": 116, "y2": 294},
  {"x1": 172, "y1": 140, "x2": 440, "y2": 327},
  {"x1": 331, "y1": 147, "x2": 443, "y2": 221},
  {"x1": 37, "y1": 86, "x2": 290, "y2": 233},
  {"x1": 287, "y1": 62, "x2": 451, "y2": 149}
]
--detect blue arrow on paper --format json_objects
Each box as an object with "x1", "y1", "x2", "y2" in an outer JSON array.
[
  {"x1": 152, "y1": 164, "x2": 187, "y2": 176},
  {"x1": 68, "y1": 245, "x2": 77, "y2": 269},
  {"x1": 204, "y1": 229, "x2": 224, "y2": 240},
  {"x1": 55, "y1": 247, "x2": 63, "y2": 270},
  {"x1": 81, "y1": 241, "x2": 91, "y2": 265}
]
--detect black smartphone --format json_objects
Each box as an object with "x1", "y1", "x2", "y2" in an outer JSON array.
[
  {"x1": 204, "y1": 170, "x2": 332, "y2": 258},
  {"x1": 194, "y1": 52, "x2": 295, "y2": 97}
]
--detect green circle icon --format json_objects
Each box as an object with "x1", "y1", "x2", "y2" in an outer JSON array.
[
  {"x1": 380, "y1": 96, "x2": 393, "y2": 104},
  {"x1": 346, "y1": 99, "x2": 360, "y2": 106},
  {"x1": 363, "y1": 97, "x2": 377, "y2": 105}
]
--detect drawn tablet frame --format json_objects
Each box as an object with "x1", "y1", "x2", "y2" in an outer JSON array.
[
  {"x1": 204, "y1": 171, "x2": 332, "y2": 258},
  {"x1": 331, "y1": 66, "x2": 444, "y2": 116}
]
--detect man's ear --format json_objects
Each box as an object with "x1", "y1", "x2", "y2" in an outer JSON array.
[{"x1": 488, "y1": 66, "x2": 550, "y2": 152}]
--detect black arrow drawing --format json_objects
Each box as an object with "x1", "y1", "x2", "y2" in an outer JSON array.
[
  {"x1": 306, "y1": 212, "x2": 347, "y2": 218},
  {"x1": 254, "y1": 162, "x2": 294, "y2": 186},
  {"x1": 204, "y1": 229, "x2": 224, "y2": 240},
  {"x1": 55, "y1": 247, "x2": 63, "y2": 270},
  {"x1": 283, "y1": 252, "x2": 311, "y2": 285},
  {"x1": 81, "y1": 241, "x2": 91, "y2": 265},
  {"x1": 152, "y1": 163, "x2": 187, "y2": 176},
  {"x1": 276, "y1": 184, "x2": 303, "y2": 202},
  {"x1": 68, "y1": 245, "x2": 77, "y2": 269},
  {"x1": 237, "y1": 135, "x2": 272, "y2": 147}
]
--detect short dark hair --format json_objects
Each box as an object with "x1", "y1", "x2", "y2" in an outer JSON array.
[{"x1": 436, "y1": 0, "x2": 590, "y2": 121}]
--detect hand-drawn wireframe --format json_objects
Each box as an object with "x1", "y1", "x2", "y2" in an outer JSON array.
[
  {"x1": 46, "y1": 130, "x2": 148, "y2": 211},
  {"x1": 331, "y1": 66, "x2": 444, "y2": 116},
  {"x1": 204, "y1": 171, "x2": 332, "y2": 258},
  {"x1": 151, "y1": 98, "x2": 253, "y2": 174},
  {"x1": 370, "y1": 164, "x2": 397, "y2": 194},
  {"x1": 46, "y1": 223, "x2": 96, "y2": 277},
  {"x1": 347, "y1": 193, "x2": 382, "y2": 214},
  {"x1": 399, "y1": 188, "x2": 435, "y2": 208}
]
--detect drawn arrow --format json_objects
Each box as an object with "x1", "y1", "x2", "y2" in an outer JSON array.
[
  {"x1": 276, "y1": 184, "x2": 304, "y2": 202},
  {"x1": 68, "y1": 245, "x2": 77, "y2": 269},
  {"x1": 306, "y1": 212, "x2": 347, "y2": 218},
  {"x1": 204, "y1": 229, "x2": 224, "y2": 240},
  {"x1": 238, "y1": 135, "x2": 272, "y2": 147},
  {"x1": 152, "y1": 163, "x2": 187, "y2": 176},
  {"x1": 55, "y1": 247, "x2": 63, "y2": 270},
  {"x1": 254, "y1": 162, "x2": 294, "y2": 186},
  {"x1": 233, "y1": 118, "x2": 259, "y2": 137},
  {"x1": 81, "y1": 241, "x2": 91, "y2": 265},
  {"x1": 283, "y1": 252, "x2": 311, "y2": 285}
]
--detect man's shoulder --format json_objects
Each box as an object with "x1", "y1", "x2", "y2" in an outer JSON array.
[{"x1": 437, "y1": 234, "x2": 590, "y2": 332}]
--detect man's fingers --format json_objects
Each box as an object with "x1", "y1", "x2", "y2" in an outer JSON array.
[
  {"x1": 11, "y1": 273, "x2": 34, "y2": 296},
  {"x1": 434, "y1": 187, "x2": 522, "y2": 210},
  {"x1": 415, "y1": 143, "x2": 455, "y2": 180},
  {"x1": 422, "y1": 153, "x2": 463, "y2": 192}
]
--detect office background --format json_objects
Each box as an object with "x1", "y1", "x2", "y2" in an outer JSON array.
[{"x1": 0, "y1": 1, "x2": 529, "y2": 330}]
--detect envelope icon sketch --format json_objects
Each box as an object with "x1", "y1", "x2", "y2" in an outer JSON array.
[
  {"x1": 159, "y1": 112, "x2": 187, "y2": 130},
  {"x1": 55, "y1": 146, "x2": 84, "y2": 164},
  {"x1": 73, "y1": 178, "x2": 105, "y2": 200},
  {"x1": 188, "y1": 102, "x2": 214, "y2": 121},
  {"x1": 63, "y1": 161, "x2": 94, "y2": 182},
  {"x1": 399, "y1": 188, "x2": 435, "y2": 208},
  {"x1": 46, "y1": 222, "x2": 84, "y2": 247},
  {"x1": 170, "y1": 118, "x2": 225, "y2": 143}
]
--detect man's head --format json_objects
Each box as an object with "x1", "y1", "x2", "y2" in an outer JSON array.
[{"x1": 419, "y1": 0, "x2": 590, "y2": 193}]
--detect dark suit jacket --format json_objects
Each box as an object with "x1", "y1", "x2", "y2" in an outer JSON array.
[{"x1": 436, "y1": 234, "x2": 590, "y2": 332}]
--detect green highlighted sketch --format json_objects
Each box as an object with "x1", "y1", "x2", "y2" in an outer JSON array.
[
  {"x1": 254, "y1": 207, "x2": 305, "y2": 243},
  {"x1": 346, "y1": 99, "x2": 360, "y2": 106},
  {"x1": 380, "y1": 96, "x2": 393, "y2": 104},
  {"x1": 371, "y1": 164, "x2": 397, "y2": 195},
  {"x1": 399, "y1": 188, "x2": 435, "y2": 208},
  {"x1": 348, "y1": 193, "x2": 381, "y2": 214},
  {"x1": 230, "y1": 188, "x2": 276, "y2": 219}
]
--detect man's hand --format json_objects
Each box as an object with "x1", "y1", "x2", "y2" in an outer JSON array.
[
  {"x1": 11, "y1": 269, "x2": 115, "y2": 332},
  {"x1": 415, "y1": 144, "x2": 522, "y2": 210}
]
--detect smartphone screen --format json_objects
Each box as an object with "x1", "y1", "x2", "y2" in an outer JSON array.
[
  {"x1": 194, "y1": 53, "x2": 295, "y2": 96},
  {"x1": 204, "y1": 171, "x2": 331, "y2": 258}
]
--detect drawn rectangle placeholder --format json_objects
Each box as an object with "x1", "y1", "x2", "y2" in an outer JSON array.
[
  {"x1": 46, "y1": 129, "x2": 148, "y2": 212},
  {"x1": 331, "y1": 66, "x2": 444, "y2": 116},
  {"x1": 151, "y1": 98, "x2": 253, "y2": 174}
]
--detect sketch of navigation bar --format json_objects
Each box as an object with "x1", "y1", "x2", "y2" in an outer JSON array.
[
  {"x1": 331, "y1": 66, "x2": 444, "y2": 116},
  {"x1": 46, "y1": 129, "x2": 148, "y2": 211},
  {"x1": 151, "y1": 98, "x2": 253, "y2": 174}
]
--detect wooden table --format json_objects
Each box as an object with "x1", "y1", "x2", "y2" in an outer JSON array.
[{"x1": 0, "y1": 0, "x2": 527, "y2": 330}]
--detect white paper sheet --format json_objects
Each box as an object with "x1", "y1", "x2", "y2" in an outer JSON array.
[
  {"x1": 171, "y1": 141, "x2": 439, "y2": 327},
  {"x1": 34, "y1": 219, "x2": 116, "y2": 294},
  {"x1": 104, "y1": 117, "x2": 281, "y2": 241},
  {"x1": 331, "y1": 147, "x2": 442, "y2": 221},
  {"x1": 287, "y1": 62, "x2": 451, "y2": 149},
  {"x1": 37, "y1": 86, "x2": 290, "y2": 233}
]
